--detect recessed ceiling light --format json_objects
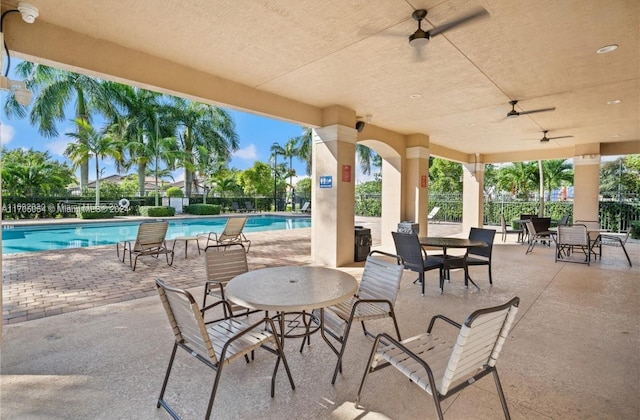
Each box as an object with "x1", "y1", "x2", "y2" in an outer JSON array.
[
  {"x1": 607, "y1": 99, "x2": 622, "y2": 105},
  {"x1": 409, "y1": 93, "x2": 422, "y2": 99},
  {"x1": 596, "y1": 44, "x2": 618, "y2": 54},
  {"x1": 612, "y1": 134, "x2": 620, "y2": 138}
]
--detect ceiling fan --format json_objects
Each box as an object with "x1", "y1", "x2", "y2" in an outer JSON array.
[
  {"x1": 507, "y1": 100, "x2": 556, "y2": 118},
  {"x1": 539, "y1": 130, "x2": 573, "y2": 143},
  {"x1": 408, "y1": 7, "x2": 489, "y2": 47}
]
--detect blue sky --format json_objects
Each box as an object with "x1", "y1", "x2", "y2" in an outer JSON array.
[{"x1": 0, "y1": 59, "x2": 312, "y2": 184}]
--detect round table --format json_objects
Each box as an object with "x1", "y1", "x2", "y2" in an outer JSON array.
[
  {"x1": 419, "y1": 237, "x2": 487, "y2": 288},
  {"x1": 226, "y1": 266, "x2": 357, "y2": 346}
]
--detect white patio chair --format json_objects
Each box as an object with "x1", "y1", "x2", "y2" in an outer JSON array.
[
  {"x1": 155, "y1": 279, "x2": 295, "y2": 420},
  {"x1": 317, "y1": 250, "x2": 405, "y2": 384},
  {"x1": 356, "y1": 297, "x2": 520, "y2": 420},
  {"x1": 598, "y1": 231, "x2": 632, "y2": 267},
  {"x1": 554, "y1": 224, "x2": 591, "y2": 265}
]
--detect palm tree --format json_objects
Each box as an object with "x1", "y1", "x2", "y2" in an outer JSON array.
[
  {"x1": 538, "y1": 159, "x2": 573, "y2": 215},
  {"x1": 5, "y1": 62, "x2": 114, "y2": 189},
  {"x1": 104, "y1": 83, "x2": 167, "y2": 197},
  {"x1": 65, "y1": 119, "x2": 122, "y2": 205},
  {"x1": 169, "y1": 98, "x2": 239, "y2": 196}
]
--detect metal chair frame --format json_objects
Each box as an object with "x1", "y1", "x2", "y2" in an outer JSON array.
[
  {"x1": 356, "y1": 297, "x2": 520, "y2": 420},
  {"x1": 392, "y1": 231, "x2": 444, "y2": 295},
  {"x1": 155, "y1": 279, "x2": 295, "y2": 420},
  {"x1": 117, "y1": 221, "x2": 174, "y2": 271},
  {"x1": 318, "y1": 251, "x2": 405, "y2": 384}
]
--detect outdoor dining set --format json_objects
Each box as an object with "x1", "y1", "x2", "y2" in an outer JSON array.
[{"x1": 112, "y1": 211, "x2": 631, "y2": 419}]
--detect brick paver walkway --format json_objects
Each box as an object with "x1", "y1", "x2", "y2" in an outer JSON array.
[{"x1": 2, "y1": 217, "x2": 462, "y2": 325}]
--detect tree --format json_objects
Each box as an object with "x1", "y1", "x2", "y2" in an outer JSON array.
[
  {"x1": 65, "y1": 119, "x2": 122, "y2": 205},
  {"x1": 600, "y1": 156, "x2": 640, "y2": 199},
  {"x1": 239, "y1": 161, "x2": 274, "y2": 197},
  {"x1": 5, "y1": 62, "x2": 114, "y2": 189},
  {"x1": 497, "y1": 162, "x2": 538, "y2": 199},
  {"x1": 428, "y1": 158, "x2": 463, "y2": 193},
  {"x1": 170, "y1": 98, "x2": 239, "y2": 196},
  {"x1": 104, "y1": 83, "x2": 167, "y2": 197},
  {"x1": 0, "y1": 148, "x2": 75, "y2": 196}
]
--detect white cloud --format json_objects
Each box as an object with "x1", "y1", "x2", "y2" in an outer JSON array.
[
  {"x1": 46, "y1": 137, "x2": 71, "y2": 156},
  {"x1": 0, "y1": 122, "x2": 15, "y2": 145},
  {"x1": 233, "y1": 144, "x2": 258, "y2": 160}
]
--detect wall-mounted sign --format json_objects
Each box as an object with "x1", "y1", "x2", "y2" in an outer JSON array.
[
  {"x1": 319, "y1": 175, "x2": 333, "y2": 188},
  {"x1": 421, "y1": 175, "x2": 427, "y2": 188},
  {"x1": 342, "y1": 165, "x2": 352, "y2": 182}
]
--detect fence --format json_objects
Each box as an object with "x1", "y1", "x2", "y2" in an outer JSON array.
[{"x1": 353, "y1": 193, "x2": 639, "y2": 233}]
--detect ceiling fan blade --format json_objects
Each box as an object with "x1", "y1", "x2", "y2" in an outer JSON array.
[
  {"x1": 548, "y1": 135, "x2": 574, "y2": 140},
  {"x1": 518, "y1": 107, "x2": 556, "y2": 115},
  {"x1": 427, "y1": 7, "x2": 489, "y2": 37}
]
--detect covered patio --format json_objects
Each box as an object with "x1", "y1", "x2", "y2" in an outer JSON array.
[{"x1": 1, "y1": 222, "x2": 638, "y2": 418}]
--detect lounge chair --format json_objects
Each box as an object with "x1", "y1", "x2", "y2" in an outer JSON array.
[
  {"x1": 231, "y1": 201, "x2": 244, "y2": 212},
  {"x1": 198, "y1": 217, "x2": 251, "y2": 252},
  {"x1": 427, "y1": 206, "x2": 440, "y2": 223},
  {"x1": 245, "y1": 201, "x2": 256, "y2": 212},
  {"x1": 356, "y1": 297, "x2": 520, "y2": 420},
  {"x1": 155, "y1": 279, "x2": 295, "y2": 420},
  {"x1": 117, "y1": 221, "x2": 174, "y2": 271},
  {"x1": 317, "y1": 251, "x2": 405, "y2": 384},
  {"x1": 300, "y1": 201, "x2": 311, "y2": 213}
]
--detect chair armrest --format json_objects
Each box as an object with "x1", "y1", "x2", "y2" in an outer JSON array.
[
  {"x1": 200, "y1": 298, "x2": 235, "y2": 317},
  {"x1": 370, "y1": 332, "x2": 437, "y2": 384},
  {"x1": 369, "y1": 250, "x2": 404, "y2": 265},
  {"x1": 427, "y1": 314, "x2": 462, "y2": 333},
  {"x1": 219, "y1": 317, "x2": 279, "y2": 359}
]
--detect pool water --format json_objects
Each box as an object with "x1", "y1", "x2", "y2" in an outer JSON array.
[{"x1": 1, "y1": 215, "x2": 311, "y2": 254}]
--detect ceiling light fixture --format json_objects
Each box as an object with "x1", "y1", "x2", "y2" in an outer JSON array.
[
  {"x1": 596, "y1": 44, "x2": 618, "y2": 54},
  {"x1": 607, "y1": 99, "x2": 622, "y2": 105}
]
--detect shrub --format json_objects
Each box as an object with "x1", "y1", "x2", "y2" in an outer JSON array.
[
  {"x1": 631, "y1": 221, "x2": 640, "y2": 239},
  {"x1": 185, "y1": 204, "x2": 221, "y2": 215},
  {"x1": 165, "y1": 187, "x2": 184, "y2": 198},
  {"x1": 76, "y1": 206, "x2": 116, "y2": 219},
  {"x1": 139, "y1": 206, "x2": 175, "y2": 217}
]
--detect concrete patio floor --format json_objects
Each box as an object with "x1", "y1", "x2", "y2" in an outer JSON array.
[{"x1": 1, "y1": 218, "x2": 639, "y2": 419}]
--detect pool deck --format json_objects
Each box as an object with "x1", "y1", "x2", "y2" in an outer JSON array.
[{"x1": 1, "y1": 216, "x2": 639, "y2": 419}]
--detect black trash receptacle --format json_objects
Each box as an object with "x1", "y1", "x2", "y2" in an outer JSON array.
[
  {"x1": 397, "y1": 221, "x2": 419, "y2": 236},
  {"x1": 354, "y1": 226, "x2": 372, "y2": 262}
]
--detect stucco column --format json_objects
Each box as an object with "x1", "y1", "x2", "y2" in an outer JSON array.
[
  {"x1": 404, "y1": 145, "x2": 430, "y2": 238},
  {"x1": 573, "y1": 154, "x2": 601, "y2": 222},
  {"x1": 311, "y1": 110, "x2": 356, "y2": 267},
  {"x1": 462, "y1": 161, "x2": 485, "y2": 232}
]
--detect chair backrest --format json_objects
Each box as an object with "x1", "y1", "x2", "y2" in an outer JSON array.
[
  {"x1": 245, "y1": 201, "x2": 254, "y2": 210},
  {"x1": 524, "y1": 219, "x2": 537, "y2": 236},
  {"x1": 574, "y1": 220, "x2": 600, "y2": 231},
  {"x1": 204, "y1": 244, "x2": 249, "y2": 285},
  {"x1": 520, "y1": 214, "x2": 535, "y2": 221},
  {"x1": 357, "y1": 251, "x2": 404, "y2": 305},
  {"x1": 531, "y1": 217, "x2": 551, "y2": 232},
  {"x1": 231, "y1": 202, "x2": 241, "y2": 211},
  {"x1": 135, "y1": 221, "x2": 169, "y2": 251},
  {"x1": 156, "y1": 279, "x2": 218, "y2": 365},
  {"x1": 557, "y1": 224, "x2": 589, "y2": 246},
  {"x1": 468, "y1": 227, "x2": 495, "y2": 259},
  {"x1": 427, "y1": 206, "x2": 440, "y2": 219},
  {"x1": 440, "y1": 297, "x2": 520, "y2": 395},
  {"x1": 558, "y1": 215, "x2": 569, "y2": 225},
  {"x1": 220, "y1": 217, "x2": 248, "y2": 240},
  {"x1": 391, "y1": 231, "x2": 425, "y2": 273},
  {"x1": 300, "y1": 202, "x2": 310, "y2": 212}
]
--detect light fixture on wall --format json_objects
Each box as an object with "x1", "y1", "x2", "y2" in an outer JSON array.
[
  {"x1": 0, "y1": 2, "x2": 39, "y2": 106},
  {"x1": 355, "y1": 121, "x2": 365, "y2": 132}
]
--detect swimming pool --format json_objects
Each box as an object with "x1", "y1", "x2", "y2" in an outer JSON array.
[{"x1": 1, "y1": 215, "x2": 311, "y2": 254}]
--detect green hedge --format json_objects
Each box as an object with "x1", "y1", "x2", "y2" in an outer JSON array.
[
  {"x1": 76, "y1": 208, "x2": 116, "y2": 219},
  {"x1": 630, "y1": 221, "x2": 640, "y2": 239},
  {"x1": 139, "y1": 206, "x2": 175, "y2": 217},
  {"x1": 185, "y1": 204, "x2": 221, "y2": 215}
]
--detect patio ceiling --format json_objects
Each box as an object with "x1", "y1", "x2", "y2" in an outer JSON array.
[{"x1": 2, "y1": 0, "x2": 638, "y2": 162}]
